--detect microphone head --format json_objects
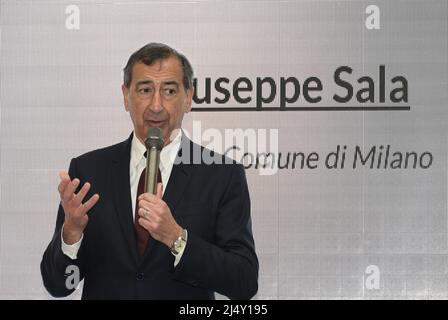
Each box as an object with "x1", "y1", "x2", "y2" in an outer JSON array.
[{"x1": 145, "y1": 127, "x2": 164, "y2": 150}]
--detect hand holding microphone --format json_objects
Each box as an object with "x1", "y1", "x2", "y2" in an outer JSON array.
[{"x1": 137, "y1": 127, "x2": 183, "y2": 248}]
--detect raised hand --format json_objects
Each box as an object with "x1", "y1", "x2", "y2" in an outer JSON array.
[{"x1": 58, "y1": 171, "x2": 100, "y2": 244}]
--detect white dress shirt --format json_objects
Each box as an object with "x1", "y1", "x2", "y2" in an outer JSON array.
[{"x1": 61, "y1": 129, "x2": 186, "y2": 266}]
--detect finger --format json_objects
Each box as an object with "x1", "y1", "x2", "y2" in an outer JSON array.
[
  {"x1": 138, "y1": 202, "x2": 158, "y2": 216},
  {"x1": 58, "y1": 172, "x2": 71, "y2": 193},
  {"x1": 62, "y1": 178, "x2": 80, "y2": 202},
  {"x1": 61, "y1": 179, "x2": 80, "y2": 202},
  {"x1": 58, "y1": 171, "x2": 71, "y2": 193},
  {"x1": 138, "y1": 192, "x2": 159, "y2": 204},
  {"x1": 138, "y1": 198, "x2": 154, "y2": 210},
  {"x1": 138, "y1": 207, "x2": 152, "y2": 220},
  {"x1": 59, "y1": 171, "x2": 70, "y2": 181},
  {"x1": 79, "y1": 193, "x2": 100, "y2": 214},
  {"x1": 72, "y1": 182, "x2": 91, "y2": 206},
  {"x1": 156, "y1": 182, "x2": 163, "y2": 199},
  {"x1": 57, "y1": 178, "x2": 70, "y2": 195},
  {"x1": 138, "y1": 217, "x2": 153, "y2": 233},
  {"x1": 138, "y1": 200, "x2": 161, "y2": 217}
]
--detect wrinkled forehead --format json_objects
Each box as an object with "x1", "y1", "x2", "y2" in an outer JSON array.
[{"x1": 131, "y1": 57, "x2": 183, "y2": 85}]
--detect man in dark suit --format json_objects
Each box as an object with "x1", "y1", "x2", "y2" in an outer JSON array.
[{"x1": 41, "y1": 43, "x2": 258, "y2": 299}]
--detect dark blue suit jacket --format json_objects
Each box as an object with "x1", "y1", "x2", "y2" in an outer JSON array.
[{"x1": 41, "y1": 134, "x2": 258, "y2": 299}]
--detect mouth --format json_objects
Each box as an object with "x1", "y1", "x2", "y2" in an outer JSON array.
[{"x1": 145, "y1": 120, "x2": 166, "y2": 127}]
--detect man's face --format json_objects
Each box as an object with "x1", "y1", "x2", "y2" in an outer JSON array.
[{"x1": 122, "y1": 57, "x2": 193, "y2": 146}]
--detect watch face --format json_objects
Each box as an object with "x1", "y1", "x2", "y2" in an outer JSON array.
[
  {"x1": 171, "y1": 238, "x2": 182, "y2": 254},
  {"x1": 171, "y1": 229, "x2": 187, "y2": 254}
]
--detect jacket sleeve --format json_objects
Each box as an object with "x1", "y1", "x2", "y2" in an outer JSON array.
[
  {"x1": 172, "y1": 164, "x2": 259, "y2": 299},
  {"x1": 40, "y1": 158, "x2": 85, "y2": 298}
]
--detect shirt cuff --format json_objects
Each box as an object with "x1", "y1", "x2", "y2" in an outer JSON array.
[{"x1": 61, "y1": 224, "x2": 83, "y2": 260}]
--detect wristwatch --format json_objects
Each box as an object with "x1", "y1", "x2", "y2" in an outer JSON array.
[{"x1": 170, "y1": 229, "x2": 188, "y2": 255}]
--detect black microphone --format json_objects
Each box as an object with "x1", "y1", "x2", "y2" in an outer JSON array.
[{"x1": 144, "y1": 127, "x2": 164, "y2": 194}]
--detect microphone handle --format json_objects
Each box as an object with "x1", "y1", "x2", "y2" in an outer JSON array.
[{"x1": 144, "y1": 146, "x2": 161, "y2": 194}]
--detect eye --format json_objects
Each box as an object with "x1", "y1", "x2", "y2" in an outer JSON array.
[
  {"x1": 138, "y1": 87, "x2": 153, "y2": 94},
  {"x1": 163, "y1": 87, "x2": 177, "y2": 96}
]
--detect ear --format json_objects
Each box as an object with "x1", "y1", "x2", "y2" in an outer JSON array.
[
  {"x1": 122, "y1": 84, "x2": 130, "y2": 111},
  {"x1": 184, "y1": 87, "x2": 194, "y2": 113}
]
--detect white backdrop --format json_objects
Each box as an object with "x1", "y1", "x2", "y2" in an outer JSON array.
[{"x1": 0, "y1": 0, "x2": 447, "y2": 299}]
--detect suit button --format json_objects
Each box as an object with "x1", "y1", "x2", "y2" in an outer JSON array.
[{"x1": 136, "y1": 272, "x2": 144, "y2": 281}]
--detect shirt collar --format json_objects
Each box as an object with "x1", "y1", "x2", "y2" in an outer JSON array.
[
  {"x1": 130, "y1": 132, "x2": 147, "y2": 170},
  {"x1": 160, "y1": 128, "x2": 182, "y2": 172}
]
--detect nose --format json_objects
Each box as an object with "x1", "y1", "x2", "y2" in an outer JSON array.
[{"x1": 148, "y1": 89, "x2": 163, "y2": 113}]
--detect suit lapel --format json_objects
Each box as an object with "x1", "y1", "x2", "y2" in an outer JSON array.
[
  {"x1": 163, "y1": 163, "x2": 193, "y2": 216},
  {"x1": 111, "y1": 134, "x2": 139, "y2": 264},
  {"x1": 164, "y1": 136, "x2": 199, "y2": 217}
]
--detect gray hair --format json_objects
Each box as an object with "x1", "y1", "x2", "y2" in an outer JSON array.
[{"x1": 123, "y1": 42, "x2": 194, "y2": 90}]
